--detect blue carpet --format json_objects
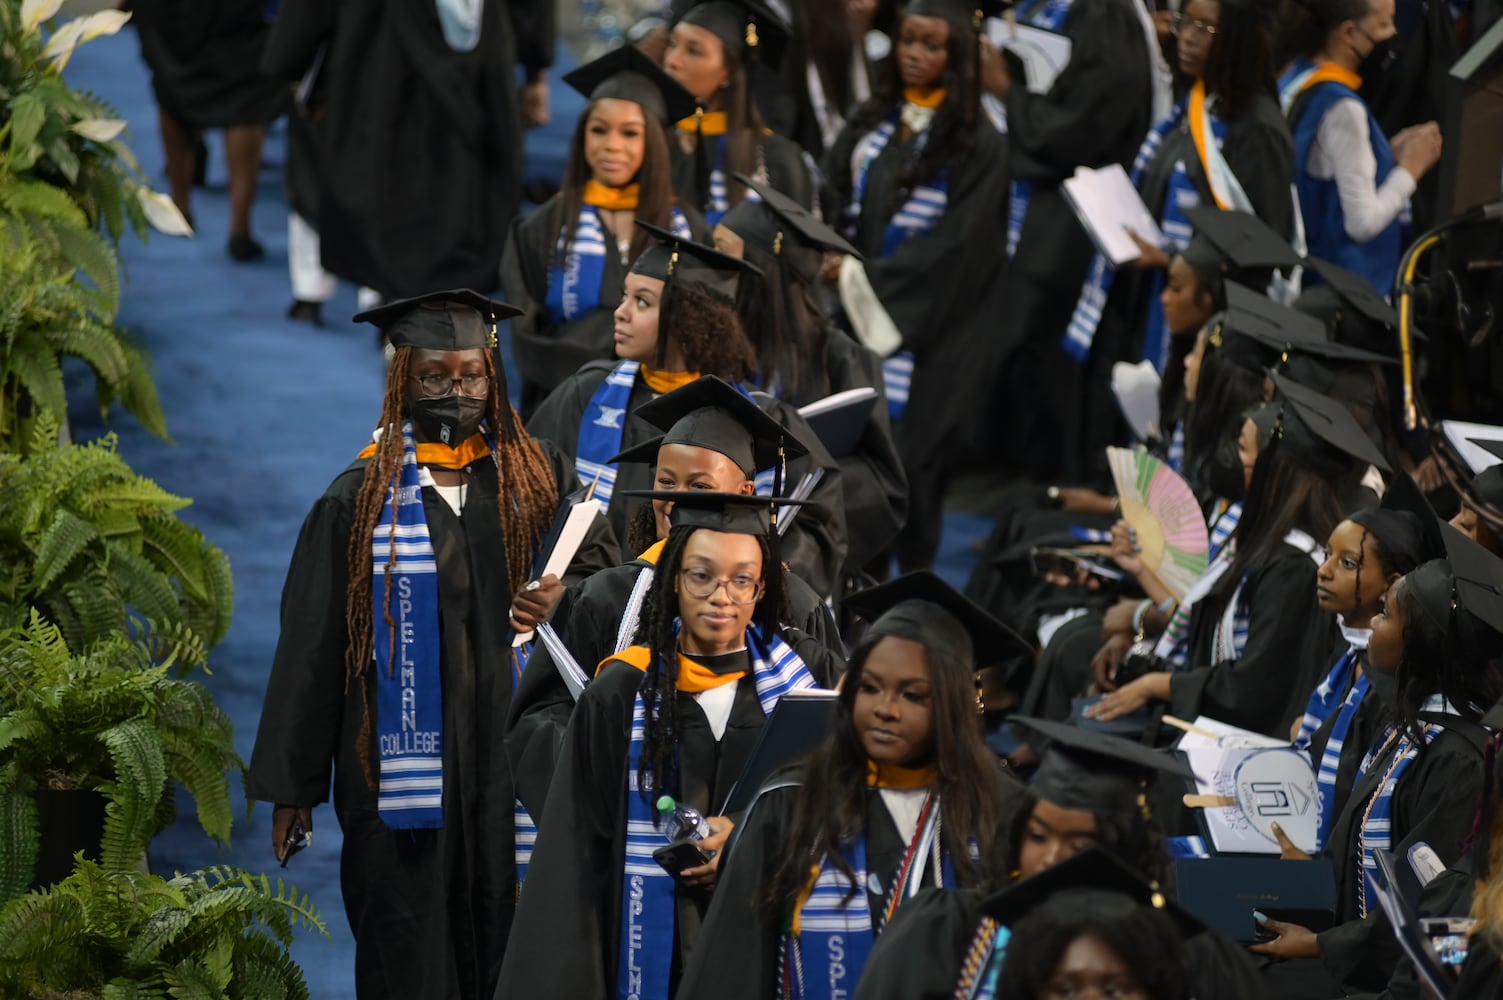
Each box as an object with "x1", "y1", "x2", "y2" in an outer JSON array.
[{"x1": 62, "y1": 30, "x2": 990, "y2": 997}]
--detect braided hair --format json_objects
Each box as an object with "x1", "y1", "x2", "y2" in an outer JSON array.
[
  {"x1": 629, "y1": 522, "x2": 787, "y2": 805},
  {"x1": 343, "y1": 346, "x2": 560, "y2": 786}
]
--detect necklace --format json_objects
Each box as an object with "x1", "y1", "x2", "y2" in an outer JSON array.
[{"x1": 1355, "y1": 731, "x2": 1408, "y2": 918}]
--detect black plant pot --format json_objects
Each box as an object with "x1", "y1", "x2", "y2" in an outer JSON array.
[{"x1": 31, "y1": 788, "x2": 107, "y2": 890}]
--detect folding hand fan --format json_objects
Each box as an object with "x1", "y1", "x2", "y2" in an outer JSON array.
[{"x1": 1106, "y1": 446, "x2": 1210, "y2": 600}]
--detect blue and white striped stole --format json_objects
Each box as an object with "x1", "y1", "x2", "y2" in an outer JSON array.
[
  {"x1": 546, "y1": 206, "x2": 610, "y2": 322},
  {"x1": 704, "y1": 139, "x2": 763, "y2": 227},
  {"x1": 1004, "y1": 0, "x2": 1072, "y2": 259},
  {"x1": 1355, "y1": 694, "x2": 1449, "y2": 915},
  {"x1": 574, "y1": 360, "x2": 642, "y2": 503}
]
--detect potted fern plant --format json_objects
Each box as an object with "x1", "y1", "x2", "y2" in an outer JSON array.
[
  {"x1": 0, "y1": 858, "x2": 328, "y2": 999},
  {"x1": 0, "y1": 612, "x2": 242, "y2": 901}
]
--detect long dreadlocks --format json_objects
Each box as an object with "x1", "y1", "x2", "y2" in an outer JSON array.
[{"x1": 343, "y1": 346, "x2": 560, "y2": 786}]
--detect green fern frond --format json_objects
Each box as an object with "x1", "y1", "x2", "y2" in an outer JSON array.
[
  {"x1": 31, "y1": 508, "x2": 98, "y2": 592},
  {"x1": 0, "y1": 884, "x2": 88, "y2": 966},
  {"x1": 3, "y1": 341, "x2": 67, "y2": 422},
  {"x1": 96, "y1": 719, "x2": 166, "y2": 870},
  {"x1": 50, "y1": 215, "x2": 120, "y2": 310},
  {"x1": 104, "y1": 541, "x2": 182, "y2": 633},
  {"x1": 0, "y1": 790, "x2": 39, "y2": 904},
  {"x1": 230, "y1": 933, "x2": 309, "y2": 1000},
  {"x1": 161, "y1": 737, "x2": 232, "y2": 847},
  {"x1": 162, "y1": 958, "x2": 225, "y2": 1000},
  {"x1": 138, "y1": 516, "x2": 210, "y2": 602},
  {"x1": 51, "y1": 321, "x2": 131, "y2": 391},
  {"x1": 57, "y1": 573, "x2": 127, "y2": 653},
  {"x1": 0, "y1": 176, "x2": 88, "y2": 228}
]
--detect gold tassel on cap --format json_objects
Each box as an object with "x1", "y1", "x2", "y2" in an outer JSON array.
[
  {"x1": 488, "y1": 322, "x2": 499, "y2": 349},
  {"x1": 773, "y1": 231, "x2": 783, "y2": 256},
  {"x1": 746, "y1": 19, "x2": 758, "y2": 47}
]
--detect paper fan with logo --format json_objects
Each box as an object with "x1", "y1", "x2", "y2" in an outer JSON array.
[{"x1": 1107, "y1": 447, "x2": 1210, "y2": 600}]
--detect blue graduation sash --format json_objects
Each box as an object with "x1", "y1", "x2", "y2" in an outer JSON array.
[{"x1": 1004, "y1": 0, "x2": 1072, "y2": 259}]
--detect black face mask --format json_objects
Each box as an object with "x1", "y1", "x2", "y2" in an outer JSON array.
[
  {"x1": 411, "y1": 395, "x2": 486, "y2": 446},
  {"x1": 1206, "y1": 441, "x2": 1247, "y2": 503},
  {"x1": 1356, "y1": 30, "x2": 1400, "y2": 78}
]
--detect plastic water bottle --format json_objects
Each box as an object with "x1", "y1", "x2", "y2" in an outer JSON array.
[{"x1": 656, "y1": 795, "x2": 711, "y2": 842}]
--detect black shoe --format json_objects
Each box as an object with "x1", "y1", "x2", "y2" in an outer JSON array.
[
  {"x1": 287, "y1": 300, "x2": 323, "y2": 324},
  {"x1": 227, "y1": 233, "x2": 265, "y2": 262}
]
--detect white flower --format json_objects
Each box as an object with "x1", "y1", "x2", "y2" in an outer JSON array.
[
  {"x1": 21, "y1": 0, "x2": 65, "y2": 34},
  {"x1": 70, "y1": 119, "x2": 126, "y2": 142},
  {"x1": 136, "y1": 187, "x2": 194, "y2": 237},
  {"x1": 42, "y1": 9, "x2": 131, "y2": 70}
]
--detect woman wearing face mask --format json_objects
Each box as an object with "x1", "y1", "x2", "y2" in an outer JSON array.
[
  {"x1": 1290, "y1": 475, "x2": 1437, "y2": 852},
  {"x1": 676, "y1": 573, "x2": 1023, "y2": 1000},
  {"x1": 1276, "y1": 0, "x2": 1443, "y2": 296},
  {"x1": 1252, "y1": 534, "x2": 1503, "y2": 998},
  {"x1": 501, "y1": 47, "x2": 705, "y2": 418},
  {"x1": 246, "y1": 292, "x2": 616, "y2": 1000},
  {"x1": 662, "y1": 0, "x2": 814, "y2": 225},
  {"x1": 823, "y1": 0, "x2": 1010, "y2": 572},
  {"x1": 526, "y1": 225, "x2": 849, "y2": 597},
  {"x1": 497, "y1": 492, "x2": 832, "y2": 1000},
  {"x1": 854, "y1": 724, "x2": 1269, "y2": 1000}
]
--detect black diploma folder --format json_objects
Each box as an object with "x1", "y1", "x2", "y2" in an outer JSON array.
[
  {"x1": 1172, "y1": 856, "x2": 1336, "y2": 942},
  {"x1": 720, "y1": 689, "x2": 838, "y2": 815},
  {"x1": 796, "y1": 388, "x2": 880, "y2": 460}
]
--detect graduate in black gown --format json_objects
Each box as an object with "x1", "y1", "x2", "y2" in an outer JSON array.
[
  {"x1": 823, "y1": 0, "x2": 1010, "y2": 571},
  {"x1": 716, "y1": 175, "x2": 909, "y2": 579},
  {"x1": 526, "y1": 223, "x2": 849, "y2": 596},
  {"x1": 253, "y1": 0, "x2": 552, "y2": 297},
  {"x1": 677, "y1": 573, "x2": 1026, "y2": 1000},
  {"x1": 495, "y1": 493, "x2": 839, "y2": 1000},
  {"x1": 855, "y1": 721, "x2": 1269, "y2": 1000},
  {"x1": 1252, "y1": 528, "x2": 1503, "y2": 998},
  {"x1": 500, "y1": 46, "x2": 706, "y2": 417},
  {"x1": 662, "y1": 0, "x2": 814, "y2": 225},
  {"x1": 245, "y1": 291, "x2": 617, "y2": 999},
  {"x1": 1454, "y1": 699, "x2": 1503, "y2": 996},
  {"x1": 506, "y1": 376, "x2": 845, "y2": 824}
]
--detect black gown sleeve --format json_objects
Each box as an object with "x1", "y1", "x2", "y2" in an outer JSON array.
[
  {"x1": 1220, "y1": 96, "x2": 1296, "y2": 241},
  {"x1": 1315, "y1": 733, "x2": 1487, "y2": 991},
  {"x1": 507, "y1": 0, "x2": 554, "y2": 76},
  {"x1": 676, "y1": 784, "x2": 801, "y2": 1000},
  {"x1": 261, "y1": 0, "x2": 334, "y2": 80},
  {"x1": 245, "y1": 476, "x2": 357, "y2": 807},
  {"x1": 1170, "y1": 546, "x2": 1337, "y2": 736},
  {"x1": 1003, "y1": 0, "x2": 1153, "y2": 182},
  {"x1": 852, "y1": 887, "x2": 982, "y2": 1000},
  {"x1": 822, "y1": 330, "x2": 908, "y2": 571},
  {"x1": 762, "y1": 133, "x2": 817, "y2": 211}
]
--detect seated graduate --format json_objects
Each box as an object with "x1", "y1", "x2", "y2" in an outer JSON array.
[
  {"x1": 676, "y1": 572, "x2": 1027, "y2": 1000},
  {"x1": 495, "y1": 492, "x2": 831, "y2": 1000},
  {"x1": 500, "y1": 45, "x2": 705, "y2": 417},
  {"x1": 527, "y1": 222, "x2": 848, "y2": 597},
  {"x1": 1253, "y1": 528, "x2": 1503, "y2": 997},
  {"x1": 1086, "y1": 372, "x2": 1386, "y2": 739},
  {"x1": 662, "y1": 0, "x2": 814, "y2": 225},
  {"x1": 245, "y1": 291, "x2": 616, "y2": 1000},
  {"x1": 716, "y1": 174, "x2": 909, "y2": 579},
  {"x1": 1293, "y1": 474, "x2": 1439, "y2": 853},
  {"x1": 1452, "y1": 459, "x2": 1503, "y2": 557},
  {"x1": 1456, "y1": 699, "x2": 1503, "y2": 995},
  {"x1": 822, "y1": 0, "x2": 1009, "y2": 572},
  {"x1": 505, "y1": 375, "x2": 845, "y2": 826}
]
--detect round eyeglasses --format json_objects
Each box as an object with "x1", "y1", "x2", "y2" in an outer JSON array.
[
  {"x1": 679, "y1": 566, "x2": 764, "y2": 605},
  {"x1": 409, "y1": 373, "x2": 491, "y2": 398}
]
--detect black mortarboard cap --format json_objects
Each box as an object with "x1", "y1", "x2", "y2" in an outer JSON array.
[
  {"x1": 1184, "y1": 207, "x2": 1302, "y2": 272},
  {"x1": 621, "y1": 489, "x2": 807, "y2": 536},
  {"x1": 563, "y1": 44, "x2": 699, "y2": 125},
  {"x1": 607, "y1": 374, "x2": 809, "y2": 474},
  {"x1": 1177, "y1": 235, "x2": 1226, "y2": 300},
  {"x1": 724, "y1": 173, "x2": 862, "y2": 258},
  {"x1": 353, "y1": 288, "x2": 520, "y2": 350},
  {"x1": 630, "y1": 220, "x2": 761, "y2": 298},
  {"x1": 1303, "y1": 257, "x2": 1400, "y2": 330},
  {"x1": 1350, "y1": 472, "x2": 1445, "y2": 575},
  {"x1": 843, "y1": 571, "x2": 1033, "y2": 669},
  {"x1": 978, "y1": 847, "x2": 1202, "y2": 934},
  {"x1": 1475, "y1": 437, "x2": 1503, "y2": 469},
  {"x1": 1407, "y1": 523, "x2": 1503, "y2": 659},
  {"x1": 676, "y1": 0, "x2": 790, "y2": 69},
  {"x1": 903, "y1": 0, "x2": 1000, "y2": 33},
  {"x1": 1221, "y1": 283, "x2": 1394, "y2": 366},
  {"x1": 1011, "y1": 716, "x2": 1195, "y2": 816},
  {"x1": 1268, "y1": 372, "x2": 1392, "y2": 473}
]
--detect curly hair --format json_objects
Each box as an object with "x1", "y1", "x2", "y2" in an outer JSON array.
[
  {"x1": 343, "y1": 346, "x2": 560, "y2": 786},
  {"x1": 762, "y1": 628, "x2": 1010, "y2": 917},
  {"x1": 846, "y1": 11, "x2": 980, "y2": 190},
  {"x1": 981, "y1": 788, "x2": 1172, "y2": 895},
  {"x1": 555, "y1": 98, "x2": 676, "y2": 265},
  {"x1": 657, "y1": 279, "x2": 758, "y2": 382},
  {"x1": 629, "y1": 523, "x2": 787, "y2": 805}
]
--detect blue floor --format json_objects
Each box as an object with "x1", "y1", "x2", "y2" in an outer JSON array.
[{"x1": 63, "y1": 30, "x2": 990, "y2": 997}]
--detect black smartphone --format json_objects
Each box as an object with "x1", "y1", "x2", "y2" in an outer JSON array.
[
  {"x1": 280, "y1": 816, "x2": 311, "y2": 869},
  {"x1": 652, "y1": 839, "x2": 710, "y2": 877}
]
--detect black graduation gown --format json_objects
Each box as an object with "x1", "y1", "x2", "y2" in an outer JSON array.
[
  {"x1": 504, "y1": 557, "x2": 846, "y2": 823},
  {"x1": 256, "y1": 0, "x2": 552, "y2": 297},
  {"x1": 1262, "y1": 726, "x2": 1486, "y2": 998},
  {"x1": 245, "y1": 440, "x2": 613, "y2": 1000},
  {"x1": 676, "y1": 781, "x2": 948, "y2": 1000},
  {"x1": 993, "y1": 0, "x2": 1153, "y2": 481},
  {"x1": 133, "y1": 0, "x2": 286, "y2": 131},
  {"x1": 494, "y1": 658, "x2": 781, "y2": 999},
  {"x1": 670, "y1": 130, "x2": 816, "y2": 218},
  {"x1": 1168, "y1": 541, "x2": 1338, "y2": 738},
  {"x1": 498, "y1": 195, "x2": 712, "y2": 418},
  {"x1": 525, "y1": 363, "x2": 850, "y2": 597},
  {"x1": 822, "y1": 113, "x2": 1009, "y2": 567},
  {"x1": 776, "y1": 328, "x2": 908, "y2": 576}
]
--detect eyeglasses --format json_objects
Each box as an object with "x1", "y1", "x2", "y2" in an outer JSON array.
[
  {"x1": 1173, "y1": 12, "x2": 1217, "y2": 36},
  {"x1": 409, "y1": 373, "x2": 491, "y2": 398},
  {"x1": 679, "y1": 566, "x2": 764, "y2": 605}
]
